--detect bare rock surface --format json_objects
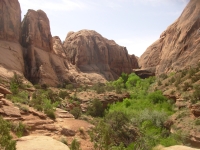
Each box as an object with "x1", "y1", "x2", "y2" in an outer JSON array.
[
  {"x1": 139, "y1": 0, "x2": 200, "y2": 75},
  {"x1": 21, "y1": 9, "x2": 52, "y2": 52},
  {"x1": 0, "y1": 0, "x2": 21, "y2": 42},
  {"x1": 64, "y1": 30, "x2": 137, "y2": 80},
  {"x1": 155, "y1": 145, "x2": 199, "y2": 150},
  {"x1": 16, "y1": 136, "x2": 70, "y2": 150},
  {"x1": 53, "y1": 36, "x2": 66, "y2": 58}
]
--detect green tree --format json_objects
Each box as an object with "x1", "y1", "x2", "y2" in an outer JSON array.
[{"x1": 125, "y1": 73, "x2": 140, "y2": 89}]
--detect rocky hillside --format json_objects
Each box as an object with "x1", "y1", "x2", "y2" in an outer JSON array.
[
  {"x1": 139, "y1": 0, "x2": 200, "y2": 75},
  {"x1": 0, "y1": 0, "x2": 138, "y2": 87}
]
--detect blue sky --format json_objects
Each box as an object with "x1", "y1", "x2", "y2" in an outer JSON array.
[{"x1": 19, "y1": 0, "x2": 189, "y2": 57}]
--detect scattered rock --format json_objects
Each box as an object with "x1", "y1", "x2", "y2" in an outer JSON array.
[
  {"x1": 61, "y1": 127, "x2": 76, "y2": 136},
  {"x1": 190, "y1": 103, "x2": 200, "y2": 117},
  {"x1": 0, "y1": 86, "x2": 12, "y2": 97},
  {"x1": 55, "y1": 108, "x2": 74, "y2": 119},
  {"x1": 133, "y1": 68, "x2": 155, "y2": 78}
]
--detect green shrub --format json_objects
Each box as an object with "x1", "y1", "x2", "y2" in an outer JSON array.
[
  {"x1": 0, "y1": 116, "x2": 16, "y2": 150},
  {"x1": 189, "y1": 68, "x2": 196, "y2": 77},
  {"x1": 65, "y1": 84, "x2": 74, "y2": 91},
  {"x1": 70, "y1": 107, "x2": 82, "y2": 119},
  {"x1": 11, "y1": 121, "x2": 26, "y2": 137},
  {"x1": 159, "y1": 73, "x2": 168, "y2": 79},
  {"x1": 157, "y1": 80, "x2": 162, "y2": 86},
  {"x1": 58, "y1": 90, "x2": 69, "y2": 99},
  {"x1": 195, "y1": 119, "x2": 200, "y2": 125},
  {"x1": 9, "y1": 91, "x2": 28, "y2": 104},
  {"x1": 45, "y1": 109, "x2": 56, "y2": 120},
  {"x1": 170, "y1": 77, "x2": 175, "y2": 84},
  {"x1": 191, "y1": 86, "x2": 200, "y2": 102},
  {"x1": 30, "y1": 90, "x2": 58, "y2": 119},
  {"x1": 87, "y1": 99, "x2": 104, "y2": 117},
  {"x1": 182, "y1": 82, "x2": 191, "y2": 91}
]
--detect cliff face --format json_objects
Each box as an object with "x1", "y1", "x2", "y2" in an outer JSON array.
[
  {"x1": 0, "y1": 0, "x2": 139, "y2": 85},
  {"x1": 0, "y1": 0, "x2": 21, "y2": 42},
  {"x1": 21, "y1": 9, "x2": 53, "y2": 52},
  {"x1": 52, "y1": 36, "x2": 66, "y2": 58},
  {"x1": 63, "y1": 30, "x2": 138, "y2": 80},
  {"x1": 139, "y1": 0, "x2": 200, "y2": 74},
  {"x1": 20, "y1": 10, "x2": 71, "y2": 86},
  {"x1": 0, "y1": 0, "x2": 24, "y2": 80}
]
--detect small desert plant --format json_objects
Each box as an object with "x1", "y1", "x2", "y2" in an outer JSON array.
[
  {"x1": 61, "y1": 138, "x2": 68, "y2": 145},
  {"x1": 70, "y1": 139, "x2": 81, "y2": 150},
  {"x1": 159, "y1": 73, "x2": 168, "y2": 80},
  {"x1": 11, "y1": 121, "x2": 27, "y2": 137},
  {"x1": 195, "y1": 119, "x2": 200, "y2": 125},
  {"x1": 170, "y1": 77, "x2": 175, "y2": 84},
  {"x1": 157, "y1": 80, "x2": 162, "y2": 86},
  {"x1": 58, "y1": 90, "x2": 69, "y2": 99},
  {"x1": 182, "y1": 82, "x2": 191, "y2": 91},
  {"x1": 65, "y1": 84, "x2": 74, "y2": 91}
]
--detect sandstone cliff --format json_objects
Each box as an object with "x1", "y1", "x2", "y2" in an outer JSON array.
[
  {"x1": 0, "y1": 0, "x2": 24, "y2": 80},
  {"x1": 52, "y1": 36, "x2": 66, "y2": 58},
  {"x1": 0, "y1": 0, "x2": 139, "y2": 86},
  {"x1": 0, "y1": 0, "x2": 21, "y2": 42},
  {"x1": 21, "y1": 9, "x2": 70, "y2": 86},
  {"x1": 63, "y1": 30, "x2": 137, "y2": 80},
  {"x1": 21, "y1": 9, "x2": 53, "y2": 52},
  {"x1": 139, "y1": 0, "x2": 200, "y2": 75}
]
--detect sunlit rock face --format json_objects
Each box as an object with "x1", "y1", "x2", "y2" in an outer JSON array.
[
  {"x1": 64, "y1": 29, "x2": 138, "y2": 80},
  {"x1": 139, "y1": 0, "x2": 200, "y2": 75}
]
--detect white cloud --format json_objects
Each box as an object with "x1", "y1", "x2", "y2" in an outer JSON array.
[{"x1": 116, "y1": 36, "x2": 158, "y2": 57}]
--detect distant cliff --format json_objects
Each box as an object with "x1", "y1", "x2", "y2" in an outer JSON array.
[
  {"x1": 139, "y1": 0, "x2": 200, "y2": 75},
  {"x1": 64, "y1": 30, "x2": 138, "y2": 80},
  {"x1": 0, "y1": 0, "x2": 139, "y2": 86}
]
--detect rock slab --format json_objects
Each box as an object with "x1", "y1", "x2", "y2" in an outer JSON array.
[{"x1": 16, "y1": 136, "x2": 70, "y2": 150}]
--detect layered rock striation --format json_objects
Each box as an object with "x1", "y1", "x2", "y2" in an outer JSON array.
[{"x1": 139, "y1": 0, "x2": 200, "y2": 75}]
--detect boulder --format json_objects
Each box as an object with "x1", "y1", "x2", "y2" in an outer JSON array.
[
  {"x1": 133, "y1": 68, "x2": 155, "y2": 78},
  {"x1": 190, "y1": 103, "x2": 200, "y2": 117},
  {"x1": 0, "y1": 86, "x2": 12, "y2": 97},
  {"x1": 61, "y1": 127, "x2": 76, "y2": 136},
  {"x1": 139, "y1": 0, "x2": 200, "y2": 75},
  {"x1": 16, "y1": 136, "x2": 70, "y2": 150}
]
